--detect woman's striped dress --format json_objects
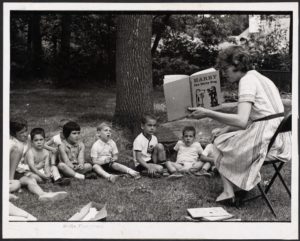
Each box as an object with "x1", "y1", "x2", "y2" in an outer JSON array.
[{"x1": 213, "y1": 70, "x2": 291, "y2": 191}]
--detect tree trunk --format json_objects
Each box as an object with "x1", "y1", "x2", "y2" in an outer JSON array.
[
  {"x1": 151, "y1": 14, "x2": 171, "y2": 56},
  {"x1": 114, "y1": 14, "x2": 153, "y2": 135},
  {"x1": 29, "y1": 13, "x2": 43, "y2": 77},
  {"x1": 58, "y1": 14, "x2": 71, "y2": 86}
]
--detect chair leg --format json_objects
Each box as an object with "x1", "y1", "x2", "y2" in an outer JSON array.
[
  {"x1": 265, "y1": 163, "x2": 291, "y2": 197},
  {"x1": 258, "y1": 183, "x2": 277, "y2": 217}
]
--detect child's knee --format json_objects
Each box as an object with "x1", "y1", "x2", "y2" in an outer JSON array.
[
  {"x1": 58, "y1": 162, "x2": 67, "y2": 170},
  {"x1": 84, "y1": 163, "x2": 93, "y2": 172},
  {"x1": 92, "y1": 164, "x2": 100, "y2": 170},
  {"x1": 155, "y1": 165, "x2": 164, "y2": 173},
  {"x1": 155, "y1": 143, "x2": 165, "y2": 152}
]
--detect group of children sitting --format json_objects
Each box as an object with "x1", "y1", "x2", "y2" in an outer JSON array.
[{"x1": 11, "y1": 113, "x2": 216, "y2": 199}]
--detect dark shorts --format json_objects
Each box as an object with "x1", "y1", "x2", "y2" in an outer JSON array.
[
  {"x1": 135, "y1": 160, "x2": 166, "y2": 172},
  {"x1": 14, "y1": 171, "x2": 27, "y2": 180}
]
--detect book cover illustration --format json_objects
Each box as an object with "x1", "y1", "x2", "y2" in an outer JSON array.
[{"x1": 163, "y1": 68, "x2": 223, "y2": 121}]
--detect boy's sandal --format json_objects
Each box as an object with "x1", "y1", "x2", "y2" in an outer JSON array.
[
  {"x1": 193, "y1": 170, "x2": 212, "y2": 177},
  {"x1": 167, "y1": 173, "x2": 184, "y2": 179}
]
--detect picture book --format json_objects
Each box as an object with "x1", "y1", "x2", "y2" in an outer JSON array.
[
  {"x1": 163, "y1": 68, "x2": 222, "y2": 121},
  {"x1": 68, "y1": 202, "x2": 107, "y2": 221},
  {"x1": 187, "y1": 207, "x2": 231, "y2": 218}
]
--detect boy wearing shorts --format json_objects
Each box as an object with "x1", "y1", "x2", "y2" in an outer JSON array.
[
  {"x1": 166, "y1": 126, "x2": 213, "y2": 177},
  {"x1": 133, "y1": 113, "x2": 166, "y2": 177},
  {"x1": 91, "y1": 122, "x2": 140, "y2": 183},
  {"x1": 25, "y1": 128, "x2": 70, "y2": 185}
]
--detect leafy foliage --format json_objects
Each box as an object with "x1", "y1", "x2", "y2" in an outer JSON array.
[{"x1": 10, "y1": 13, "x2": 291, "y2": 90}]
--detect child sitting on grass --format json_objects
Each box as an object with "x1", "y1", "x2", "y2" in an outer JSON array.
[
  {"x1": 133, "y1": 113, "x2": 166, "y2": 177},
  {"x1": 91, "y1": 122, "x2": 140, "y2": 183},
  {"x1": 165, "y1": 126, "x2": 214, "y2": 177},
  {"x1": 25, "y1": 128, "x2": 70, "y2": 186},
  {"x1": 58, "y1": 121, "x2": 95, "y2": 180},
  {"x1": 44, "y1": 118, "x2": 70, "y2": 154},
  {"x1": 10, "y1": 117, "x2": 67, "y2": 202}
]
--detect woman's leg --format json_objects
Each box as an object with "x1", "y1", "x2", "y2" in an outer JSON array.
[{"x1": 216, "y1": 174, "x2": 235, "y2": 201}]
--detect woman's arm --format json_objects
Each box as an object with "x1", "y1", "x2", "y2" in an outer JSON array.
[
  {"x1": 10, "y1": 145, "x2": 23, "y2": 180},
  {"x1": 188, "y1": 102, "x2": 252, "y2": 129}
]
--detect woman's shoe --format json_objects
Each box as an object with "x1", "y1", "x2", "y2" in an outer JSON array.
[{"x1": 216, "y1": 196, "x2": 236, "y2": 207}]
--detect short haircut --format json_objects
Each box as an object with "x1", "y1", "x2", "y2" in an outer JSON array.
[
  {"x1": 216, "y1": 45, "x2": 252, "y2": 73},
  {"x1": 182, "y1": 126, "x2": 196, "y2": 137},
  {"x1": 141, "y1": 113, "x2": 158, "y2": 125},
  {"x1": 10, "y1": 117, "x2": 27, "y2": 137},
  {"x1": 97, "y1": 122, "x2": 111, "y2": 131},
  {"x1": 62, "y1": 121, "x2": 80, "y2": 139},
  {"x1": 30, "y1": 128, "x2": 45, "y2": 140}
]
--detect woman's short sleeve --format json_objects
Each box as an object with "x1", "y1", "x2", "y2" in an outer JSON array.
[{"x1": 238, "y1": 73, "x2": 257, "y2": 104}]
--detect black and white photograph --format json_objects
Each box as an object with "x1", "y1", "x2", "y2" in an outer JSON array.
[{"x1": 2, "y1": 1, "x2": 298, "y2": 239}]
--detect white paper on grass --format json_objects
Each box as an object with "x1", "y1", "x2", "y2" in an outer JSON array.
[
  {"x1": 68, "y1": 202, "x2": 107, "y2": 221},
  {"x1": 187, "y1": 207, "x2": 231, "y2": 218}
]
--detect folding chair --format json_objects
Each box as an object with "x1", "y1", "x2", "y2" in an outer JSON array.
[{"x1": 243, "y1": 112, "x2": 292, "y2": 217}]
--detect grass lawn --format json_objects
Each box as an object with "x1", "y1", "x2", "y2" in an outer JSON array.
[{"x1": 9, "y1": 87, "x2": 291, "y2": 221}]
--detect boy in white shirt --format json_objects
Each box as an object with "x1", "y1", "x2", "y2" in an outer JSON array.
[
  {"x1": 133, "y1": 113, "x2": 166, "y2": 177},
  {"x1": 166, "y1": 126, "x2": 214, "y2": 177},
  {"x1": 91, "y1": 122, "x2": 140, "y2": 183}
]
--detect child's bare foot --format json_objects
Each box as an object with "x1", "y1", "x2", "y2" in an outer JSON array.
[
  {"x1": 108, "y1": 175, "x2": 119, "y2": 183},
  {"x1": 39, "y1": 191, "x2": 68, "y2": 202}
]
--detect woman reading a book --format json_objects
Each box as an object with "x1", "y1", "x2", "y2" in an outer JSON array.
[{"x1": 188, "y1": 46, "x2": 291, "y2": 205}]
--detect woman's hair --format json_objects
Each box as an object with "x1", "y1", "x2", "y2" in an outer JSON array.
[
  {"x1": 62, "y1": 121, "x2": 80, "y2": 138},
  {"x1": 216, "y1": 45, "x2": 252, "y2": 73},
  {"x1": 182, "y1": 126, "x2": 196, "y2": 137},
  {"x1": 30, "y1": 128, "x2": 45, "y2": 140},
  {"x1": 10, "y1": 117, "x2": 28, "y2": 137},
  {"x1": 97, "y1": 122, "x2": 111, "y2": 131}
]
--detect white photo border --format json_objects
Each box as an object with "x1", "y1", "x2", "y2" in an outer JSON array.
[{"x1": 2, "y1": 2, "x2": 299, "y2": 239}]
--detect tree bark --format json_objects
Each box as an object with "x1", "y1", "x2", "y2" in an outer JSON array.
[
  {"x1": 151, "y1": 14, "x2": 170, "y2": 56},
  {"x1": 58, "y1": 14, "x2": 71, "y2": 85},
  {"x1": 29, "y1": 13, "x2": 43, "y2": 77},
  {"x1": 114, "y1": 14, "x2": 153, "y2": 134}
]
